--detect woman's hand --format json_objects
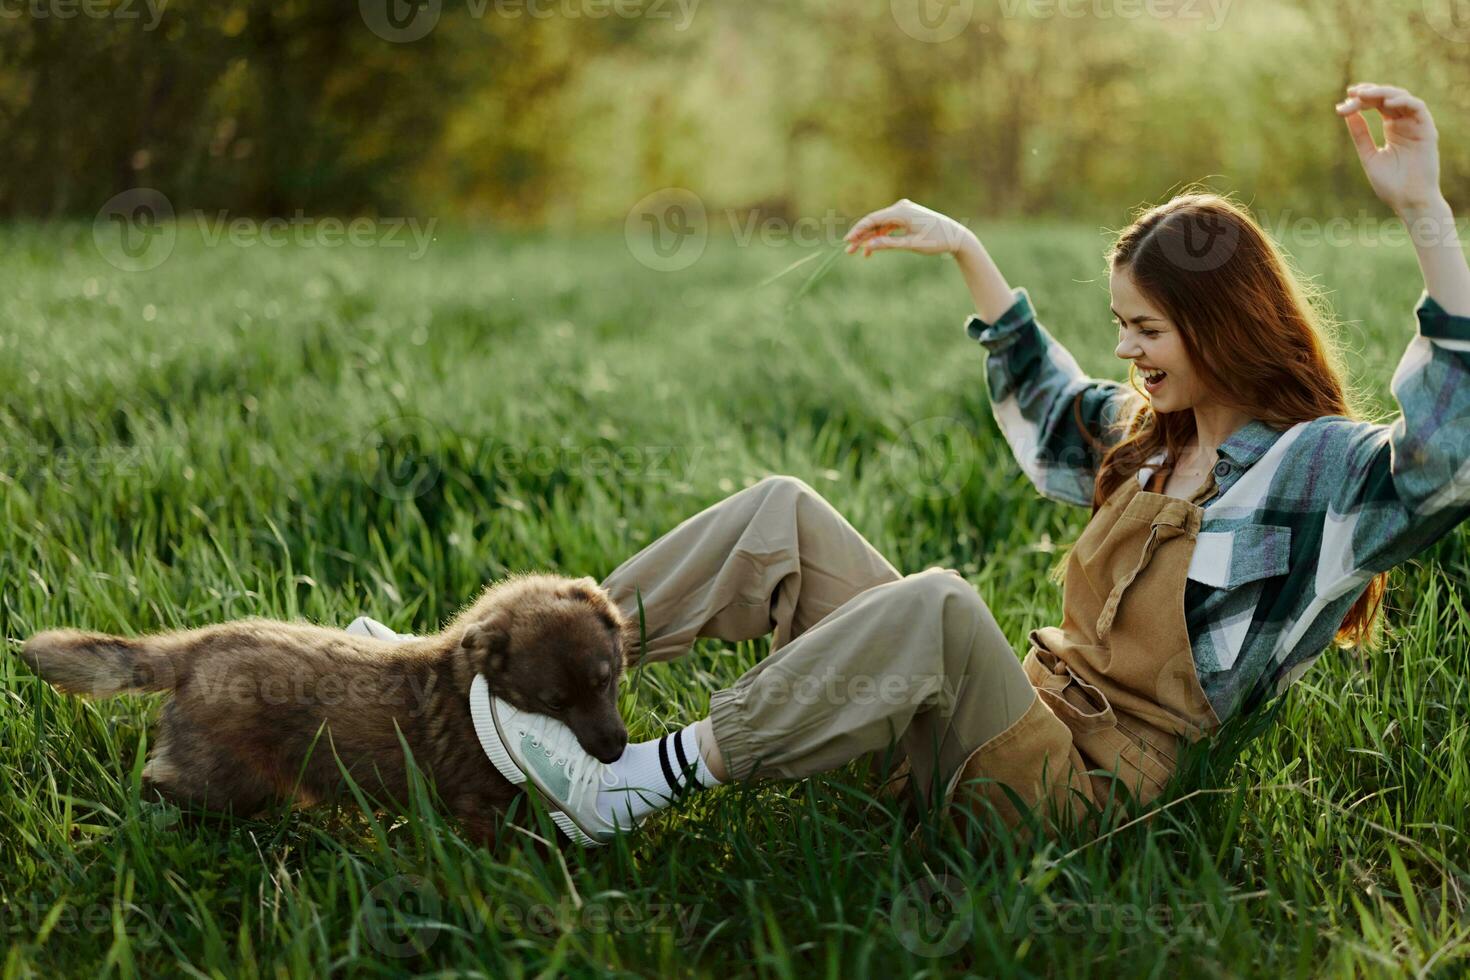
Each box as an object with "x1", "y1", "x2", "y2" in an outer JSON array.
[
  {"x1": 1337, "y1": 83, "x2": 1445, "y2": 216},
  {"x1": 845, "y1": 198, "x2": 1018, "y2": 322},
  {"x1": 1340, "y1": 83, "x2": 1470, "y2": 315},
  {"x1": 843, "y1": 199, "x2": 977, "y2": 257}
]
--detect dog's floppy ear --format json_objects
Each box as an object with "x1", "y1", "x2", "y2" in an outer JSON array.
[
  {"x1": 461, "y1": 612, "x2": 512, "y2": 673},
  {"x1": 558, "y1": 575, "x2": 603, "y2": 602}
]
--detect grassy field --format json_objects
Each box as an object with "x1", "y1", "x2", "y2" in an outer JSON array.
[{"x1": 1, "y1": 218, "x2": 1467, "y2": 978}]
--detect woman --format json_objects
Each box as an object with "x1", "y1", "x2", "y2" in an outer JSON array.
[{"x1": 360, "y1": 83, "x2": 1470, "y2": 847}]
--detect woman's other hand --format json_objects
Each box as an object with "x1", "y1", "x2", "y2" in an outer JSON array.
[
  {"x1": 844, "y1": 199, "x2": 978, "y2": 257},
  {"x1": 1338, "y1": 83, "x2": 1445, "y2": 216}
]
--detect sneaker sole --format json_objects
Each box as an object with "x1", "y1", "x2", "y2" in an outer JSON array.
[{"x1": 468, "y1": 675, "x2": 607, "y2": 848}]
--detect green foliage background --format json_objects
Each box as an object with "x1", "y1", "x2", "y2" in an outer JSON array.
[{"x1": 4, "y1": 0, "x2": 1470, "y2": 225}]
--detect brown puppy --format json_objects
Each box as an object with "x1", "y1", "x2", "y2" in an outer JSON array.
[{"x1": 19, "y1": 573, "x2": 632, "y2": 845}]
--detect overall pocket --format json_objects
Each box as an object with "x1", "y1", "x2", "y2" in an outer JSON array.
[{"x1": 1024, "y1": 647, "x2": 1175, "y2": 802}]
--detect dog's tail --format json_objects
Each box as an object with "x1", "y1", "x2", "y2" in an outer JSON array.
[{"x1": 20, "y1": 629, "x2": 187, "y2": 695}]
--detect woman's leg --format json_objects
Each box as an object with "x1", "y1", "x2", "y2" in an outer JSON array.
[
  {"x1": 349, "y1": 473, "x2": 894, "y2": 657},
  {"x1": 599, "y1": 474, "x2": 903, "y2": 662},
  {"x1": 469, "y1": 479, "x2": 1036, "y2": 838},
  {"x1": 703, "y1": 567, "x2": 1037, "y2": 804}
]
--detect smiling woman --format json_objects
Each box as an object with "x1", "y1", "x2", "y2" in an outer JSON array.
[{"x1": 842, "y1": 81, "x2": 1470, "y2": 717}]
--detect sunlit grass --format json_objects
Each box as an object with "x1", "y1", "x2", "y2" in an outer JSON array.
[{"x1": 1, "y1": 221, "x2": 1466, "y2": 976}]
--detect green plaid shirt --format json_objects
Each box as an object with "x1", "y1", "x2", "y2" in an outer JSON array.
[{"x1": 968, "y1": 287, "x2": 1470, "y2": 721}]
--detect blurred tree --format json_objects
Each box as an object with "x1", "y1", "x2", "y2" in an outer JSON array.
[{"x1": 0, "y1": 0, "x2": 1464, "y2": 224}]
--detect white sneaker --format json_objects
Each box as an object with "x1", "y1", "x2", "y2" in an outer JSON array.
[
  {"x1": 345, "y1": 616, "x2": 416, "y2": 642},
  {"x1": 468, "y1": 675, "x2": 636, "y2": 846}
]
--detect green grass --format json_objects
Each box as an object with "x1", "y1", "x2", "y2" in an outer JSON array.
[{"x1": 1, "y1": 218, "x2": 1467, "y2": 977}]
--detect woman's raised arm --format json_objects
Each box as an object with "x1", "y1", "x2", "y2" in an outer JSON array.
[
  {"x1": 1338, "y1": 82, "x2": 1470, "y2": 314},
  {"x1": 844, "y1": 200, "x2": 1143, "y2": 507},
  {"x1": 1312, "y1": 85, "x2": 1470, "y2": 588}
]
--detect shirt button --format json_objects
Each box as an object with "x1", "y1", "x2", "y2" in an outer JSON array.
[{"x1": 1213, "y1": 461, "x2": 1231, "y2": 478}]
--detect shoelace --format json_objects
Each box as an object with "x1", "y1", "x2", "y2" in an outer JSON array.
[{"x1": 521, "y1": 720, "x2": 619, "y2": 813}]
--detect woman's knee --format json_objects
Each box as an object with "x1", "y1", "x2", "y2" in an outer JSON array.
[
  {"x1": 888, "y1": 569, "x2": 996, "y2": 633},
  {"x1": 891, "y1": 567, "x2": 976, "y2": 603},
  {"x1": 752, "y1": 473, "x2": 819, "y2": 502},
  {"x1": 747, "y1": 473, "x2": 834, "y2": 522}
]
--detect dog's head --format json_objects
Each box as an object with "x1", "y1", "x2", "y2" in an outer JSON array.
[{"x1": 462, "y1": 575, "x2": 629, "y2": 763}]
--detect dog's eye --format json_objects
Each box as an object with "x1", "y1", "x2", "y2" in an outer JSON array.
[{"x1": 542, "y1": 696, "x2": 565, "y2": 712}]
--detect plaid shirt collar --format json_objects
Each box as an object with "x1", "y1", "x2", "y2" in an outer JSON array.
[
  {"x1": 1143, "y1": 418, "x2": 1286, "y2": 494},
  {"x1": 1215, "y1": 418, "x2": 1288, "y2": 469}
]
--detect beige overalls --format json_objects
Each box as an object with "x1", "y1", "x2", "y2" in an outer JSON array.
[{"x1": 941, "y1": 467, "x2": 1223, "y2": 835}]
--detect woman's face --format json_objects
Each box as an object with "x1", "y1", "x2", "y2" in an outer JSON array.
[{"x1": 1109, "y1": 264, "x2": 1207, "y2": 415}]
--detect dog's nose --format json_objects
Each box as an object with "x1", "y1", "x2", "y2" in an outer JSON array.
[{"x1": 595, "y1": 731, "x2": 628, "y2": 764}]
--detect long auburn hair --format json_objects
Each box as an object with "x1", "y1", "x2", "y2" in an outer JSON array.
[{"x1": 1087, "y1": 189, "x2": 1386, "y2": 650}]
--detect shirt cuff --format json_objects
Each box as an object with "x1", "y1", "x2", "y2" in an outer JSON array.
[
  {"x1": 1416, "y1": 290, "x2": 1470, "y2": 346},
  {"x1": 965, "y1": 286, "x2": 1036, "y2": 351}
]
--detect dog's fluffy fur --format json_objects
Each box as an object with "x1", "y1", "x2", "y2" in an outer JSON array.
[{"x1": 19, "y1": 573, "x2": 632, "y2": 845}]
